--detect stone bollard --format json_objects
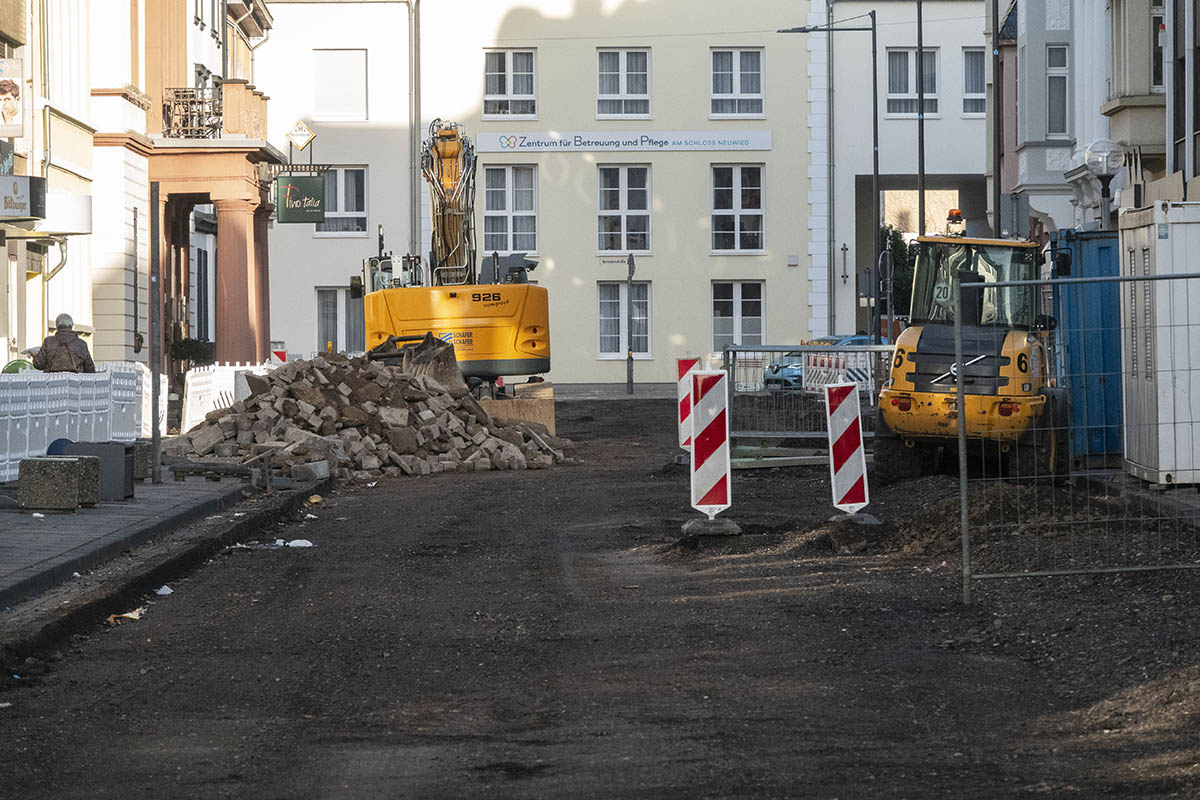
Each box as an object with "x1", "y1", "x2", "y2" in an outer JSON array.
[{"x1": 18, "y1": 458, "x2": 83, "y2": 512}]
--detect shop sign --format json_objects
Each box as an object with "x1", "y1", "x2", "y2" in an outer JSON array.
[
  {"x1": 275, "y1": 175, "x2": 325, "y2": 223},
  {"x1": 0, "y1": 176, "x2": 46, "y2": 220},
  {"x1": 476, "y1": 130, "x2": 773, "y2": 153}
]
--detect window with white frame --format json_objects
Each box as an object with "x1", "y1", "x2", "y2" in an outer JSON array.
[
  {"x1": 597, "y1": 49, "x2": 650, "y2": 116},
  {"x1": 313, "y1": 49, "x2": 368, "y2": 121},
  {"x1": 711, "y1": 48, "x2": 763, "y2": 116},
  {"x1": 712, "y1": 165, "x2": 764, "y2": 252},
  {"x1": 194, "y1": 0, "x2": 206, "y2": 27},
  {"x1": 211, "y1": 0, "x2": 221, "y2": 40},
  {"x1": 597, "y1": 165, "x2": 650, "y2": 252},
  {"x1": 316, "y1": 167, "x2": 368, "y2": 235},
  {"x1": 484, "y1": 50, "x2": 536, "y2": 117},
  {"x1": 886, "y1": 48, "x2": 938, "y2": 115},
  {"x1": 1047, "y1": 45, "x2": 1069, "y2": 136},
  {"x1": 712, "y1": 281, "x2": 763, "y2": 351},
  {"x1": 316, "y1": 287, "x2": 366, "y2": 354},
  {"x1": 597, "y1": 281, "x2": 651, "y2": 358},
  {"x1": 1151, "y1": 5, "x2": 1165, "y2": 91},
  {"x1": 484, "y1": 165, "x2": 537, "y2": 253},
  {"x1": 962, "y1": 48, "x2": 986, "y2": 115}
]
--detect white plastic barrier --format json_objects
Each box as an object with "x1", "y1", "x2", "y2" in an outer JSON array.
[
  {"x1": 0, "y1": 363, "x2": 167, "y2": 482},
  {"x1": 181, "y1": 362, "x2": 272, "y2": 433}
]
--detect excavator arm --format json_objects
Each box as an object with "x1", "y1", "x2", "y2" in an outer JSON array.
[{"x1": 421, "y1": 119, "x2": 477, "y2": 286}]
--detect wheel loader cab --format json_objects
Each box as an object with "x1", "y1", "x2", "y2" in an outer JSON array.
[{"x1": 876, "y1": 235, "x2": 1065, "y2": 482}]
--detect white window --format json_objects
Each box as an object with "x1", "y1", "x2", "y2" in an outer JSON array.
[
  {"x1": 711, "y1": 48, "x2": 764, "y2": 116},
  {"x1": 316, "y1": 167, "x2": 368, "y2": 236},
  {"x1": 598, "y1": 281, "x2": 651, "y2": 358},
  {"x1": 1151, "y1": 7, "x2": 1165, "y2": 91},
  {"x1": 712, "y1": 281, "x2": 763, "y2": 351},
  {"x1": 962, "y1": 48, "x2": 986, "y2": 115},
  {"x1": 483, "y1": 50, "x2": 536, "y2": 117},
  {"x1": 313, "y1": 49, "x2": 368, "y2": 121},
  {"x1": 1047, "y1": 45, "x2": 1069, "y2": 137},
  {"x1": 483, "y1": 165, "x2": 537, "y2": 254},
  {"x1": 316, "y1": 288, "x2": 366, "y2": 354},
  {"x1": 886, "y1": 48, "x2": 938, "y2": 116},
  {"x1": 712, "y1": 165, "x2": 764, "y2": 252},
  {"x1": 597, "y1": 165, "x2": 650, "y2": 253},
  {"x1": 597, "y1": 49, "x2": 650, "y2": 117}
]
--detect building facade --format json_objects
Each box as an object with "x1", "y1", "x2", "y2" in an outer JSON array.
[
  {"x1": 263, "y1": 0, "x2": 814, "y2": 384},
  {"x1": 257, "y1": 0, "x2": 412, "y2": 360},
  {"x1": 825, "y1": 0, "x2": 989, "y2": 335}
]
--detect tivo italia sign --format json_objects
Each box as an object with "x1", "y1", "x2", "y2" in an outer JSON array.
[
  {"x1": 476, "y1": 130, "x2": 773, "y2": 153},
  {"x1": 275, "y1": 175, "x2": 325, "y2": 223}
]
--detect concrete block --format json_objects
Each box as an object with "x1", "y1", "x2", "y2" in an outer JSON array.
[
  {"x1": 19, "y1": 458, "x2": 80, "y2": 511},
  {"x1": 478, "y1": 397, "x2": 556, "y2": 436},
  {"x1": 292, "y1": 460, "x2": 330, "y2": 481}
]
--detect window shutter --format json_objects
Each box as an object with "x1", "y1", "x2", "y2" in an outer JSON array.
[{"x1": 314, "y1": 49, "x2": 367, "y2": 121}]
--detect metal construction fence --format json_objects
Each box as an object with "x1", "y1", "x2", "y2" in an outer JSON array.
[
  {"x1": 953, "y1": 270, "x2": 1200, "y2": 603},
  {"x1": 722, "y1": 344, "x2": 895, "y2": 443}
]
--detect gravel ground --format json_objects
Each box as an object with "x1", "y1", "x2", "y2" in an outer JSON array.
[{"x1": 1, "y1": 398, "x2": 1198, "y2": 798}]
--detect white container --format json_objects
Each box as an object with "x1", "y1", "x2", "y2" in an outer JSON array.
[{"x1": 1117, "y1": 202, "x2": 1200, "y2": 485}]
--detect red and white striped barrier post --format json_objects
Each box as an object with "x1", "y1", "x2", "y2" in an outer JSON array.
[
  {"x1": 690, "y1": 370, "x2": 731, "y2": 520},
  {"x1": 824, "y1": 382, "x2": 869, "y2": 514},
  {"x1": 677, "y1": 357, "x2": 701, "y2": 450}
]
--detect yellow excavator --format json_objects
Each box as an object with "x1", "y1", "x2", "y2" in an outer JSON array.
[
  {"x1": 874, "y1": 223, "x2": 1070, "y2": 482},
  {"x1": 351, "y1": 120, "x2": 550, "y2": 385}
]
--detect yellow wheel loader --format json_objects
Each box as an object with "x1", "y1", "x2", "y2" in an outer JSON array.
[
  {"x1": 351, "y1": 120, "x2": 550, "y2": 385},
  {"x1": 875, "y1": 233, "x2": 1069, "y2": 483}
]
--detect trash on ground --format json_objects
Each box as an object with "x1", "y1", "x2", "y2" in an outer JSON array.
[
  {"x1": 366, "y1": 481, "x2": 377, "y2": 488},
  {"x1": 154, "y1": 585, "x2": 173, "y2": 596},
  {"x1": 308, "y1": 494, "x2": 323, "y2": 504},
  {"x1": 72, "y1": 572, "x2": 81, "y2": 578},
  {"x1": 234, "y1": 512, "x2": 245, "y2": 517},
  {"x1": 0, "y1": 702, "x2": 12, "y2": 709},
  {"x1": 106, "y1": 606, "x2": 147, "y2": 625},
  {"x1": 31, "y1": 513, "x2": 44, "y2": 519},
  {"x1": 304, "y1": 513, "x2": 318, "y2": 519},
  {"x1": 287, "y1": 539, "x2": 314, "y2": 548}
]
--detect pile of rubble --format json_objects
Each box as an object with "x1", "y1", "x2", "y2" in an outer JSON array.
[{"x1": 165, "y1": 354, "x2": 564, "y2": 481}]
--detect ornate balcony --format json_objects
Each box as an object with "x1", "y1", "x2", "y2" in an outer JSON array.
[
  {"x1": 162, "y1": 87, "x2": 222, "y2": 139},
  {"x1": 161, "y1": 82, "x2": 267, "y2": 140}
]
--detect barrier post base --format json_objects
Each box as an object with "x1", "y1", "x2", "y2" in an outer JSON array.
[{"x1": 681, "y1": 517, "x2": 742, "y2": 538}]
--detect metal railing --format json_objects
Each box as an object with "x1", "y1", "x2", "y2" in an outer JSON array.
[
  {"x1": 162, "y1": 87, "x2": 222, "y2": 139},
  {"x1": 723, "y1": 344, "x2": 894, "y2": 443}
]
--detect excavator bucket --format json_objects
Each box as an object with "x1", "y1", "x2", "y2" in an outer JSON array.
[{"x1": 368, "y1": 332, "x2": 470, "y2": 398}]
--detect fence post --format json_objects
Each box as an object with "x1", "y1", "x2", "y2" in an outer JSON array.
[{"x1": 956, "y1": 276, "x2": 971, "y2": 605}]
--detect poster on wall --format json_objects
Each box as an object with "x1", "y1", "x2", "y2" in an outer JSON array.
[{"x1": 0, "y1": 59, "x2": 24, "y2": 139}]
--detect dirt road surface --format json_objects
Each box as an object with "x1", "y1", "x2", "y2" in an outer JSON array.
[{"x1": 3, "y1": 399, "x2": 1199, "y2": 798}]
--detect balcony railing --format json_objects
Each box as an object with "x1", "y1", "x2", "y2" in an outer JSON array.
[{"x1": 163, "y1": 87, "x2": 222, "y2": 139}]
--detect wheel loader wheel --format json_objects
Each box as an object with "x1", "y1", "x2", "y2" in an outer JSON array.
[{"x1": 872, "y1": 435, "x2": 923, "y2": 485}]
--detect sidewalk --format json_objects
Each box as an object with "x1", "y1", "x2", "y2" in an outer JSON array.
[
  {"x1": 0, "y1": 477, "x2": 247, "y2": 609},
  {"x1": 551, "y1": 382, "x2": 675, "y2": 401}
]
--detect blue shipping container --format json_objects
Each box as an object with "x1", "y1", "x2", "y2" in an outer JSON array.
[{"x1": 1051, "y1": 229, "x2": 1123, "y2": 459}]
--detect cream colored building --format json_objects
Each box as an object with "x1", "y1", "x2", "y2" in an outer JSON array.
[{"x1": 264, "y1": 0, "x2": 815, "y2": 384}]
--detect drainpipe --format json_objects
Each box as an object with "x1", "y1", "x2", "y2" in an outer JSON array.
[
  {"x1": 399, "y1": 0, "x2": 421, "y2": 261},
  {"x1": 221, "y1": 0, "x2": 229, "y2": 78},
  {"x1": 826, "y1": 0, "x2": 836, "y2": 335},
  {"x1": 248, "y1": 28, "x2": 270, "y2": 86},
  {"x1": 38, "y1": 0, "x2": 54, "y2": 334}
]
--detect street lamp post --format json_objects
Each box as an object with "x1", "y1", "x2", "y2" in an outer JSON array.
[
  {"x1": 1084, "y1": 138, "x2": 1122, "y2": 232},
  {"x1": 780, "y1": 11, "x2": 880, "y2": 341}
]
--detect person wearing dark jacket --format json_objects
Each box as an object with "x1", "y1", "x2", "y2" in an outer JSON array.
[{"x1": 32, "y1": 313, "x2": 95, "y2": 373}]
